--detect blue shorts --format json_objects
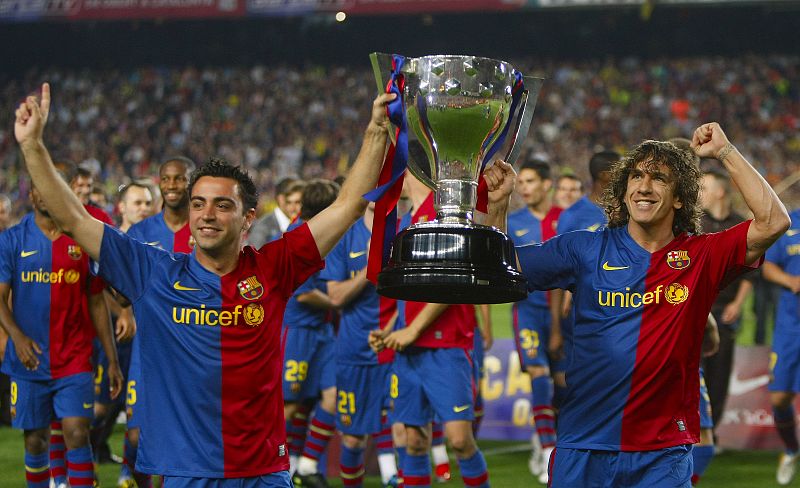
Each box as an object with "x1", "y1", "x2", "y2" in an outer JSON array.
[
  {"x1": 335, "y1": 363, "x2": 391, "y2": 435},
  {"x1": 281, "y1": 325, "x2": 335, "y2": 403},
  {"x1": 162, "y1": 471, "x2": 291, "y2": 487},
  {"x1": 392, "y1": 347, "x2": 475, "y2": 426},
  {"x1": 769, "y1": 330, "x2": 800, "y2": 392},
  {"x1": 699, "y1": 368, "x2": 713, "y2": 430},
  {"x1": 126, "y1": 337, "x2": 142, "y2": 429},
  {"x1": 95, "y1": 338, "x2": 132, "y2": 405},
  {"x1": 549, "y1": 445, "x2": 692, "y2": 488},
  {"x1": 10, "y1": 372, "x2": 94, "y2": 430}
]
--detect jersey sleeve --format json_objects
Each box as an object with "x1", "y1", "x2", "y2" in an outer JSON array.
[
  {"x1": 516, "y1": 232, "x2": 582, "y2": 292},
  {"x1": 766, "y1": 232, "x2": 788, "y2": 267},
  {"x1": 0, "y1": 229, "x2": 16, "y2": 284},
  {"x1": 319, "y1": 237, "x2": 348, "y2": 283},
  {"x1": 258, "y1": 222, "x2": 324, "y2": 300},
  {"x1": 703, "y1": 220, "x2": 759, "y2": 290},
  {"x1": 94, "y1": 224, "x2": 163, "y2": 303}
]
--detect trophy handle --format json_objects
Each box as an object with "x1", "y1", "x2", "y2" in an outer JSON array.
[{"x1": 502, "y1": 76, "x2": 544, "y2": 167}]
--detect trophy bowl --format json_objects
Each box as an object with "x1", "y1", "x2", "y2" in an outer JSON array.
[{"x1": 371, "y1": 53, "x2": 543, "y2": 304}]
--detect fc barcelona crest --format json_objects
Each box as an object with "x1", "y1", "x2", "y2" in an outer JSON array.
[
  {"x1": 67, "y1": 245, "x2": 83, "y2": 260},
  {"x1": 237, "y1": 275, "x2": 264, "y2": 301},
  {"x1": 666, "y1": 250, "x2": 691, "y2": 270}
]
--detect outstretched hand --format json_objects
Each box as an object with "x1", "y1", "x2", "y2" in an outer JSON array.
[
  {"x1": 690, "y1": 122, "x2": 732, "y2": 160},
  {"x1": 14, "y1": 83, "x2": 50, "y2": 147}
]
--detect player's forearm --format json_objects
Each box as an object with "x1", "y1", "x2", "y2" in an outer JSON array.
[
  {"x1": 20, "y1": 141, "x2": 104, "y2": 259},
  {"x1": 327, "y1": 272, "x2": 369, "y2": 308},
  {"x1": 0, "y1": 299, "x2": 25, "y2": 342},
  {"x1": 408, "y1": 303, "x2": 449, "y2": 336},
  {"x1": 89, "y1": 291, "x2": 119, "y2": 366},
  {"x1": 296, "y1": 290, "x2": 335, "y2": 310},
  {"x1": 720, "y1": 146, "x2": 789, "y2": 248}
]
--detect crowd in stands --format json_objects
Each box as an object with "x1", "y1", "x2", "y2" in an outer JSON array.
[{"x1": 0, "y1": 54, "x2": 797, "y2": 221}]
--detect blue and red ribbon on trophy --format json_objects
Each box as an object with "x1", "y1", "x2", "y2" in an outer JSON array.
[
  {"x1": 365, "y1": 54, "x2": 407, "y2": 284},
  {"x1": 476, "y1": 71, "x2": 524, "y2": 213}
]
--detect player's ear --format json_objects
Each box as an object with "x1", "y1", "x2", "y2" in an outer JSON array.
[{"x1": 242, "y1": 207, "x2": 256, "y2": 232}]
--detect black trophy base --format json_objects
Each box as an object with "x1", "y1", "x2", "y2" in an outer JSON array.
[{"x1": 377, "y1": 223, "x2": 527, "y2": 304}]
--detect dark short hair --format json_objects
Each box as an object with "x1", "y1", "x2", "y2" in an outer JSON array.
[
  {"x1": 603, "y1": 140, "x2": 701, "y2": 235},
  {"x1": 276, "y1": 177, "x2": 303, "y2": 197},
  {"x1": 188, "y1": 157, "x2": 259, "y2": 214},
  {"x1": 300, "y1": 179, "x2": 340, "y2": 221},
  {"x1": 556, "y1": 173, "x2": 583, "y2": 192},
  {"x1": 118, "y1": 181, "x2": 153, "y2": 202},
  {"x1": 519, "y1": 159, "x2": 551, "y2": 181},
  {"x1": 75, "y1": 167, "x2": 93, "y2": 180},
  {"x1": 52, "y1": 160, "x2": 78, "y2": 184},
  {"x1": 589, "y1": 151, "x2": 621, "y2": 182},
  {"x1": 702, "y1": 168, "x2": 731, "y2": 195},
  {"x1": 161, "y1": 156, "x2": 196, "y2": 175}
]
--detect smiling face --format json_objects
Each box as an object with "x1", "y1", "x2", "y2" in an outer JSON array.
[
  {"x1": 159, "y1": 161, "x2": 191, "y2": 211},
  {"x1": 189, "y1": 176, "x2": 255, "y2": 256},
  {"x1": 624, "y1": 160, "x2": 682, "y2": 233}
]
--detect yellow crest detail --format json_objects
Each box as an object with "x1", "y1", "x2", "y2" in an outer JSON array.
[
  {"x1": 665, "y1": 283, "x2": 689, "y2": 305},
  {"x1": 238, "y1": 275, "x2": 264, "y2": 300},
  {"x1": 64, "y1": 270, "x2": 80, "y2": 284},
  {"x1": 243, "y1": 303, "x2": 265, "y2": 327},
  {"x1": 666, "y1": 250, "x2": 691, "y2": 270}
]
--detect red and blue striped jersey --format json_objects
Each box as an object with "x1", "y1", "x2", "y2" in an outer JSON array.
[
  {"x1": 556, "y1": 195, "x2": 607, "y2": 234},
  {"x1": 766, "y1": 209, "x2": 800, "y2": 333},
  {"x1": 94, "y1": 222, "x2": 323, "y2": 477},
  {"x1": 517, "y1": 221, "x2": 757, "y2": 450},
  {"x1": 127, "y1": 212, "x2": 193, "y2": 254},
  {"x1": 321, "y1": 218, "x2": 395, "y2": 365},
  {"x1": 400, "y1": 193, "x2": 476, "y2": 349},
  {"x1": 508, "y1": 206, "x2": 562, "y2": 311},
  {"x1": 0, "y1": 213, "x2": 103, "y2": 380}
]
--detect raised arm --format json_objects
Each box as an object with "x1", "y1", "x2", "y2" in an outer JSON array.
[
  {"x1": 691, "y1": 123, "x2": 790, "y2": 264},
  {"x1": 306, "y1": 93, "x2": 394, "y2": 258},
  {"x1": 14, "y1": 83, "x2": 104, "y2": 260},
  {"x1": 481, "y1": 160, "x2": 517, "y2": 232}
]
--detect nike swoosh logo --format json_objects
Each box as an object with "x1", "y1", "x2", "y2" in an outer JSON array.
[
  {"x1": 145, "y1": 241, "x2": 161, "y2": 247},
  {"x1": 173, "y1": 281, "x2": 201, "y2": 291},
  {"x1": 587, "y1": 223, "x2": 601, "y2": 232},
  {"x1": 20, "y1": 250, "x2": 38, "y2": 258},
  {"x1": 453, "y1": 405, "x2": 470, "y2": 413},
  {"x1": 729, "y1": 373, "x2": 770, "y2": 396},
  {"x1": 787, "y1": 229, "x2": 800, "y2": 237},
  {"x1": 514, "y1": 229, "x2": 529, "y2": 237},
  {"x1": 349, "y1": 251, "x2": 366, "y2": 259},
  {"x1": 83, "y1": 402, "x2": 93, "y2": 409},
  {"x1": 602, "y1": 261, "x2": 629, "y2": 271}
]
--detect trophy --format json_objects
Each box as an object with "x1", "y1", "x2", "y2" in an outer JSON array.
[{"x1": 370, "y1": 53, "x2": 543, "y2": 304}]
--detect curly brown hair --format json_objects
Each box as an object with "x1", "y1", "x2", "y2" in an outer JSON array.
[{"x1": 603, "y1": 140, "x2": 702, "y2": 235}]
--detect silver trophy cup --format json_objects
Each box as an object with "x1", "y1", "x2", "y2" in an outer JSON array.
[{"x1": 371, "y1": 53, "x2": 543, "y2": 304}]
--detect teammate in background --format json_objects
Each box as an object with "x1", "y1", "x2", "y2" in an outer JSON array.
[
  {"x1": 763, "y1": 207, "x2": 800, "y2": 485},
  {"x1": 71, "y1": 168, "x2": 94, "y2": 206},
  {"x1": 15, "y1": 83, "x2": 394, "y2": 487},
  {"x1": 371, "y1": 170, "x2": 490, "y2": 488},
  {"x1": 699, "y1": 166, "x2": 754, "y2": 432},
  {"x1": 0, "y1": 194, "x2": 13, "y2": 231},
  {"x1": 553, "y1": 174, "x2": 583, "y2": 210},
  {"x1": 315, "y1": 200, "x2": 399, "y2": 488},
  {"x1": 117, "y1": 182, "x2": 155, "y2": 232},
  {"x1": 247, "y1": 178, "x2": 305, "y2": 248},
  {"x1": 507, "y1": 159, "x2": 562, "y2": 483},
  {"x1": 483, "y1": 124, "x2": 788, "y2": 487},
  {"x1": 123, "y1": 157, "x2": 194, "y2": 488},
  {"x1": 0, "y1": 165, "x2": 123, "y2": 488},
  {"x1": 281, "y1": 179, "x2": 339, "y2": 487}
]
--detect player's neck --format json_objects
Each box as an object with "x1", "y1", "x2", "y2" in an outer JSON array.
[
  {"x1": 626, "y1": 221, "x2": 675, "y2": 253},
  {"x1": 163, "y1": 206, "x2": 189, "y2": 232},
  {"x1": 527, "y1": 200, "x2": 552, "y2": 220},
  {"x1": 195, "y1": 244, "x2": 241, "y2": 276},
  {"x1": 34, "y1": 212, "x2": 61, "y2": 240}
]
